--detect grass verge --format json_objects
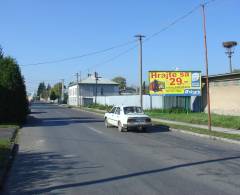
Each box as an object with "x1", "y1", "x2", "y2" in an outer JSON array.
[
  {"x1": 0, "y1": 124, "x2": 19, "y2": 129},
  {"x1": 156, "y1": 121, "x2": 240, "y2": 141},
  {"x1": 145, "y1": 111, "x2": 240, "y2": 130},
  {"x1": 0, "y1": 139, "x2": 11, "y2": 170}
]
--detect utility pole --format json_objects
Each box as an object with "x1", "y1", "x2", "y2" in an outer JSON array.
[
  {"x1": 61, "y1": 79, "x2": 64, "y2": 103},
  {"x1": 135, "y1": 34, "x2": 145, "y2": 109},
  {"x1": 76, "y1": 73, "x2": 80, "y2": 107},
  {"x1": 201, "y1": 4, "x2": 211, "y2": 131},
  {"x1": 94, "y1": 72, "x2": 101, "y2": 104},
  {"x1": 79, "y1": 71, "x2": 82, "y2": 106}
]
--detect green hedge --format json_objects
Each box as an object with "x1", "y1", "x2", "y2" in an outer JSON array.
[
  {"x1": 0, "y1": 55, "x2": 28, "y2": 124},
  {"x1": 85, "y1": 103, "x2": 113, "y2": 111}
]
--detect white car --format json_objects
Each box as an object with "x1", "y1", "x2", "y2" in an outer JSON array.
[{"x1": 104, "y1": 105, "x2": 152, "y2": 132}]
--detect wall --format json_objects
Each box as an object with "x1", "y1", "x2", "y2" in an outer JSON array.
[
  {"x1": 80, "y1": 84, "x2": 119, "y2": 97},
  {"x1": 69, "y1": 85, "x2": 195, "y2": 110},
  {"x1": 96, "y1": 95, "x2": 163, "y2": 110},
  {"x1": 203, "y1": 80, "x2": 240, "y2": 116},
  {"x1": 68, "y1": 84, "x2": 119, "y2": 106},
  {"x1": 68, "y1": 85, "x2": 78, "y2": 106}
]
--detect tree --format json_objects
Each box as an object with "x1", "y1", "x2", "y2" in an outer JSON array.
[
  {"x1": 37, "y1": 82, "x2": 46, "y2": 98},
  {"x1": 46, "y1": 84, "x2": 51, "y2": 98},
  {"x1": 142, "y1": 81, "x2": 149, "y2": 94},
  {"x1": 37, "y1": 82, "x2": 52, "y2": 100},
  {"x1": 51, "y1": 82, "x2": 62, "y2": 99},
  {"x1": 112, "y1": 76, "x2": 126, "y2": 90},
  {"x1": 50, "y1": 90, "x2": 57, "y2": 100},
  {"x1": 0, "y1": 46, "x2": 3, "y2": 59},
  {"x1": 0, "y1": 53, "x2": 28, "y2": 123}
]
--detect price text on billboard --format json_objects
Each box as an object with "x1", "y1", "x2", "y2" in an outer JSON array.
[{"x1": 149, "y1": 71, "x2": 201, "y2": 96}]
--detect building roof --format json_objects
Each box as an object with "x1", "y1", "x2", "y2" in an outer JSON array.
[
  {"x1": 201, "y1": 72, "x2": 240, "y2": 82},
  {"x1": 69, "y1": 76, "x2": 119, "y2": 87}
]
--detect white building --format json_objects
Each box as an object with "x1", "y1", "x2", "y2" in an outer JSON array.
[{"x1": 68, "y1": 75, "x2": 119, "y2": 106}]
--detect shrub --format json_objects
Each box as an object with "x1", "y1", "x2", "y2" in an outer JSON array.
[{"x1": 0, "y1": 56, "x2": 28, "y2": 124}]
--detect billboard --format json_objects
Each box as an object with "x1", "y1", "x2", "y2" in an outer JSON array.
[{"x1": 149, "y1": 71, "x2": 201, "y2": 96}]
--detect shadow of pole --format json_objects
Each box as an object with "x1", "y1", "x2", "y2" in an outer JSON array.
[{"x1": 29, "y1": 155, "x2": 240, "y2": 194}]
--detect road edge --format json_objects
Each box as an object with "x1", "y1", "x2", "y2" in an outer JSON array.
[
  {"x1": 62, "y1": 105, "x2": 240, "y2": 145},
  {"x1": 0, "y1": 127, "x2": 19, "y2": 190}
]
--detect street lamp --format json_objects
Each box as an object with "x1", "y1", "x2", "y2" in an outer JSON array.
[{"x1": 223, "y1": 41, "x2": 237, "y2": 73}]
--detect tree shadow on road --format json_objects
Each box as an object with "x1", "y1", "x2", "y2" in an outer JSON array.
[
  {"x1": 5, "y1": 150, "x2": 240, "y2": 194},
  {"x1": 2, "y1": 149, "x2": 103, "y2": 194},
  {"x1": 30, "y1": 111, "x2": 46, "y2": 114},
  {"x1": 25, "y1": 115, "x2": 104, "y2": 127}
]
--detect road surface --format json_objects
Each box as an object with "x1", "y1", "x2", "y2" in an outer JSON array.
[{"x1": 3, "y1": 103, "x2": 240, "y2": 194}]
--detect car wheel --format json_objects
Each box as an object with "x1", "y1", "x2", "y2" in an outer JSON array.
[
  {"x1": 105, "y1": 118, "x2": 110, "y2": 128},
  {"x1": 142, "y1": 127, "x2": 147, "y2": 132},
  {"x1": 118, "y1": 121, "x2": 123, "y2": 132}
]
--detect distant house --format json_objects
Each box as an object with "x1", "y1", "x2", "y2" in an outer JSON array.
[
  {"x1": 68, "y1": 75, "x2": 119, "y2": 106},
  {"x1": 120, "y1": 87, "x2": 137, "y2": 95},
  {"x1": 192, "y1": 72, "x2": 240, "y2": 116}
]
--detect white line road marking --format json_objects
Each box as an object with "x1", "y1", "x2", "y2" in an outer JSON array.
[
  {"x1": 88, "y1": 126, "x2": 103, "y2": 135},
  {"x1": 63, "y1": 154, "x2": 77, "y2": 158}
]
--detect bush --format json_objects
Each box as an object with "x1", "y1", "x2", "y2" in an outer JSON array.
[
  {"x1": 0, "y1": 55, "x2": 28, "y2": 124},
  {"x1": 145, "y1": 107, "x2": 189, "y2": 114},
  {"x1": 85, "y1": 103, "x2": 113, "y2": 111}
]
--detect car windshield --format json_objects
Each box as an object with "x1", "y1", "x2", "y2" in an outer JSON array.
[{"x1": 124, "y1": 106, "x2": 143, "y2": 114}]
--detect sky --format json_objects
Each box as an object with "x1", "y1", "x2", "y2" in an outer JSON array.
[{"x1": 1, "y1": 0, "x2": 240, "y2": 93}]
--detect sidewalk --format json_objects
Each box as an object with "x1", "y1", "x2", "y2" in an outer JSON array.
[{"x1": 151, "y1": 118, "x2": 240, "y2": 135}]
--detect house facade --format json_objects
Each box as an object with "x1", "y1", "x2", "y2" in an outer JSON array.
[{"x1": 68, "y1": 75, "x2": 119, "y2": 106}]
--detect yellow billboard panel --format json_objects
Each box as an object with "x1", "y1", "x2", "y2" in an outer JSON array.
[{"x1": 149, "y1": 71, "x2": 201, "y2": 96}]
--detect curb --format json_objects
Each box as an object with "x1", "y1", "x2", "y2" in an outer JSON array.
[
  {"x1": 0, "y1": 128, "x2": 19, "y2": 190},
  {"x1": 151, "y1": 118, "x2": 240, "y2": 135},
  {"x1": 169, "y1": 128, "x2": 240, "y2": 145},
  {"x1": 65, "y1": 105, "x2": 240, "y2": 145}
]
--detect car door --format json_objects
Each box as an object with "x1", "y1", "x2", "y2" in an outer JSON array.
[
  {"x1": 112, "y1": 107, "x2": 120, "y2": 126},
  {"x1": 107, "y1": 107, "x2": 116, "y2": 125}
]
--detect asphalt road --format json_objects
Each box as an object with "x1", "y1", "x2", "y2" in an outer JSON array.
[{"x1": 3, "y1": 103, "x2": 240, "y2": 195}]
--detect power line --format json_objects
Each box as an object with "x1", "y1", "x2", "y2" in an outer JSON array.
[
  {"x1": 144, "y1": 0, "x2": 217, "y2": 43},
  {"x1": 81, "y1": 0, "x2": 218, "y2": 72},
  {"x1": 83, "y1": 44, "x2": 138, "y2": 72},
  {"x1": 20, "y1": 40, "x2": 136, "y2": 67},
  {"x1": 144, "y1": 5, "x2": 200, "y2": 43},
  {"x1": 24, "y1": 0, "x2": 219, "y2": 86}
]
